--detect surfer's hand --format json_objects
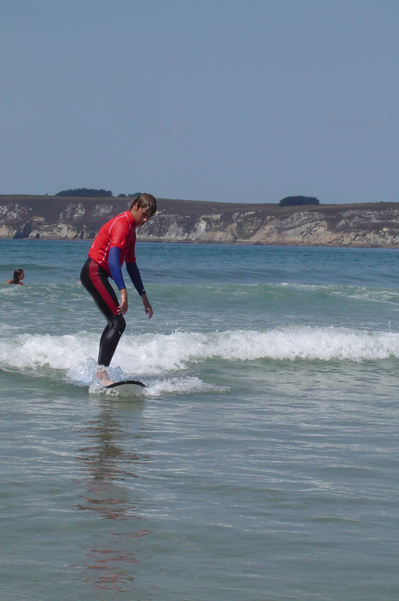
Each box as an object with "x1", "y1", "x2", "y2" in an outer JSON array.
[
  {"x1": 141, "y1": 294, "x2": 153, "y2": 319},
  {"x1": 118, "y1": 289, "x2": 128, "y2": 315}
]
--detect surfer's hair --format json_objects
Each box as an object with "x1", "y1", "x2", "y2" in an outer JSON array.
[
  {"x1": 12, "y1": 268, "x2": 24, "y2": 284},
  {"x1": 130, "y1": 193, "x2": 157, "y2": 217}
]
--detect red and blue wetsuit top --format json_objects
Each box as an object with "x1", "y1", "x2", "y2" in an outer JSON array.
[
  {"x1": 89, "y1": 211, "x2": 136, "y2": 273},
  {"x1": 88, "y1": 211, "x2": 145, "y2": 295}
]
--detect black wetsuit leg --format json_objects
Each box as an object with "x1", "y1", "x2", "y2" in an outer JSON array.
[{"x1": 80, "y1": 258, "x2": 126, "y2": 367}]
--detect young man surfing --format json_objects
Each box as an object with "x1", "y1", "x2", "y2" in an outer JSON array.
[{"x1": 80, "y1": 193, "x2": 157, "y2": 385}]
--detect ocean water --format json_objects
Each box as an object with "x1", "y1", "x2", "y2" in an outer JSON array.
[{"x1": 1, "y1": 239, "x2": 399, "y2": 600}]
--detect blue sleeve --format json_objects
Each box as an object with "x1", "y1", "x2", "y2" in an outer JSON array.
[
  {"x1": 108, "y1": 247, "x2": 126, "y2": 290},
  {"x1": 126, "y1": 261, "x2": 146, "y2": 296}
]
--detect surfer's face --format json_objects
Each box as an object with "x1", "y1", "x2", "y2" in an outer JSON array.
[{"x1": 131, "y1": 205, "x2": 152, "y2": 226}]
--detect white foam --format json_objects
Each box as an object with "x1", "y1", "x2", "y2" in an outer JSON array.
[
  {"x1": 144, "y1": 376, "x2": 227, "y2": 397},
  {"x1": 0, "y1": 327, "x2": 398, "y2": 386},
  {"x1": 0, "y1": 333, "x2": 97, "y2": 371},
  {"x1": 117, "y1": 327, "x2": 399, "y2": 365}
]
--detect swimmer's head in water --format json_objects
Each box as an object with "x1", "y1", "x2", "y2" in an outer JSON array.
[{"x1": 13, "y1": 269, "x2": 24, "y2": 282}]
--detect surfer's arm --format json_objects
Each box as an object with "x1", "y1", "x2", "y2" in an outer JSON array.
[
  {"x1": 126, "y1": 262, "x2": 153, "y2": 319},
  {"x1": 108, "y1": 247, "x2": 128, "y2": 315},
  {"x1": 126, "y1": 261, "x2": 145, "y2": 295},
  {"x1": 108, "y1": 247, "x2": 125, "y2": 289}
]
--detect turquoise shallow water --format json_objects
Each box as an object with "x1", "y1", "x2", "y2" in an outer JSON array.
[{"x1": 1, "y1": 240, "x2": 399, "y2": 600}]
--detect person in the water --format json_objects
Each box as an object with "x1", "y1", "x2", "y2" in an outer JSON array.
[
  {"x1": 6, "y1": 268, "x2": 25, "y2": 285},
  {"x1": 80, "y1": 193, "x2": 157, "y2": 386}
]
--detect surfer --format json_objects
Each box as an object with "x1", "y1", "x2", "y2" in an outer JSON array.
[
  {"x1": 80, "y1": 193, "x2": 157, "y2": 386},
  {"x1": 6, "y1": 268, "x2": 25, "y2": 285}
]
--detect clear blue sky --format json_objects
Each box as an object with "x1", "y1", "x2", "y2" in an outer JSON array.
[{"x1": 0, "y1": 0, "x2": 398, "y2": 204}]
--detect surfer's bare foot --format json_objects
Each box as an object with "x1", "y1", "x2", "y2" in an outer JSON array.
[{"x1": 97, "y1": 368, "x2": 113, "y2": 387}]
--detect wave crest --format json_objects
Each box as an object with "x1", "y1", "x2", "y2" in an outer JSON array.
[{"x1": 0, "y1": 326, "x2": 397, "y2": 380}]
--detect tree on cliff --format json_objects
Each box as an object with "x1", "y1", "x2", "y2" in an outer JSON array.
[
  {"x1": 279, "y1": 196, "x2": 320, "y2": 207},
  {"x1": 55, "y1": 188, "x2": 113, "y2": 197},
  {"x1": 118, "y1": 192, "x2": 141, "y2": 199}
]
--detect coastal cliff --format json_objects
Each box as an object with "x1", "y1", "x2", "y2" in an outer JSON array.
[{"x1": 1, "y1": 195, "x2": 399, "y2": 248}]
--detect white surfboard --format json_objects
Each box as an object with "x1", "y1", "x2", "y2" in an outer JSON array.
[{"x1": 104, "y1": 379, "x2": 146, "y2": 397}]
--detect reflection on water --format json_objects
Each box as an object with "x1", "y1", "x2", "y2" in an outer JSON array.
[{"x1": 76, "y1": 402, "x2": 151, "y2": 593}]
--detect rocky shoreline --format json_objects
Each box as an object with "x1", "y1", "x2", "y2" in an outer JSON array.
[{"x1": 1, "y1": 195, "x2": 399, "y2": 248}]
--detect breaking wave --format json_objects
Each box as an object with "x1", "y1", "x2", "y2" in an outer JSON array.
[{"x1": 1, "y1": 326, "x2": 398, "y2": 380}]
